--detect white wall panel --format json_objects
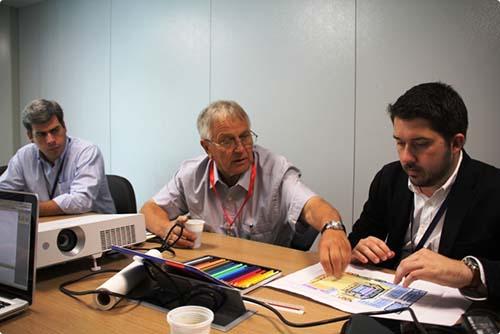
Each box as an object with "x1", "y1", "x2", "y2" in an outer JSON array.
[
  {"x1": 110, "y1": 0, "x2": 210, "y2": 207},
  {"x1": 18, "y1": 0, "x2": 111, "y2": 168},
  {"x1": 354, "y1": 0, "x2": 500, "y2": 220},
  {"x1": 0, "y1": 5, "x2": 17, "y2": 165},
  {"x1": 18, "y1": 2, "x2": 41, "y2": 140},
  {"x1": 211, "y1": 0, "x2": 356, "y2": 227},
  {"x1": 14, "y1": 0, "x2": 500, "y2": 232}
]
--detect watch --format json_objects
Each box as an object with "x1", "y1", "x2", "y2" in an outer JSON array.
[
  {"x1": 462, "y1": 257, "x2": 481, "y2": 288},
  {"x1": 320, "y1": 220, "x2": 346, "y2": 234}
]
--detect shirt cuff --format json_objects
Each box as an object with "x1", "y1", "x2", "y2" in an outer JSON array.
[{"x1": 459, "y1": 256, "x2": 488, "y2": 301}]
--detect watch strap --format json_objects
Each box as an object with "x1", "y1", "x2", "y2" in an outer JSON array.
[{"x1": 320, "y1": 220, "x2": 346, "y2": 234}]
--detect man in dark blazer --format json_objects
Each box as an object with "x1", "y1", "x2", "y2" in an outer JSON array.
[{"x1": 349, "y1": 82, "x2": 500, "y2": 304}]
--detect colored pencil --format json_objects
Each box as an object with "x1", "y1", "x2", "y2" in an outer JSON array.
[
  {"x1": 212, "y1": 263, "x2": 244, "y2": 278},
  {"x1": 236, "y1": 270, "x2": 277, "y2": 288},
  {"x1": 218, "y1": 265, "x2": 257, "y2": 281},
  {"x1": 205, "y1": 261, "x2": 236, "y2": 275},
  {"x1": 229, "y1": 267, "x2": 265, "y2": 286},
  {"x1": 195, "y1": 258, "x2": 228, "y2": 271},
  {"x1": 183, "y1": 256, "x2": 213, "y2": 266}
]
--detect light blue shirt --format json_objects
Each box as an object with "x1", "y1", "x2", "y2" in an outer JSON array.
[
  {"x1": 152, "y1": 145, "x2": 316, "y2": 246},
  {"x1": 0, "y1": 136, "x2": 116, "y2": 214}
]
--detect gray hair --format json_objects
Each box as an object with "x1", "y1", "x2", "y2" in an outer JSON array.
[
  {"x1": 197, "y1": 100, "x2": 251, "y2": 140},
  {"x1": 22, "y1": 99, "x2": 65, "y2": 132}
]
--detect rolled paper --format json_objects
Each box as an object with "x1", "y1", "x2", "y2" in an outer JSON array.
[{"x1": 94, "y1": 249, "x2": 162, "y2": 310}]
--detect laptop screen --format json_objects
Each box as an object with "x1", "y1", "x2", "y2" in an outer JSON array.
[{"x1": 0, "y1": 191, "x2": 38, "y2": 304}]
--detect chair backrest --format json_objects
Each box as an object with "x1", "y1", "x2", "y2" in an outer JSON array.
[
  {"x1": 0, "y1": 165, "x2": 7, "y2": 176},
  {"x1": 290, "y1": 219, "x2": 319, "y2": 251},
  {"x1": 106, "y1": 174, "x2": 137, "y2": 214}
]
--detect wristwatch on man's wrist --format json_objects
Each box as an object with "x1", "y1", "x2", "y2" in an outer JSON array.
[
  {"x1": 462, "y1": 257, "x2": 481, "y2": 289},
  {"x1": 320, "y1": 220, "x2": 346, "y2": 234}
]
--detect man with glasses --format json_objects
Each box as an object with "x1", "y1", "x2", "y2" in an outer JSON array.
[
  {"x1": 0, "y1": 99, "x2": 115, "y2": 216},
  {"x1": 142, "y1": 100, "x2": 351, "y2": 278}
]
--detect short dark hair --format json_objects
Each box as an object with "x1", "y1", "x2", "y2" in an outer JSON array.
[
  {"x1": 387, "y1": 82, "x2": 468, "y2": 142},
  {"x1": 22, "y1": 99, "x2": 66, "y2": 133}
]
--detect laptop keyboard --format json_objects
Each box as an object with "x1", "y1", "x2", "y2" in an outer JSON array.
[{"x1": 0, "y1": 300, "x2": 11, "y2": 308}]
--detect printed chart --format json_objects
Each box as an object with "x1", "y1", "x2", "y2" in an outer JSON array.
[{"x1": 267, "y1": 263, "x2": 470, "y2": 326}]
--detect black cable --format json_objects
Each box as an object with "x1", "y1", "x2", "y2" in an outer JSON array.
[
  {"x1": 59, "y1": 269, "x2": 141, "y2": 301},
  {"x1": 59, "y1": 249, "x2": 428, "y2": 332},
  {"x1": 143, "y1": 223, "x2": 185, "y2": 256},
  {"x1": 242, "y1": 296, "x2": 428, "y2": 334},
  {"x1": 59, "y1": 259, "x2": 216, "y2": 311},
  {"x1": 60, "y1": 269, "x2": 428, "y2": 333}
]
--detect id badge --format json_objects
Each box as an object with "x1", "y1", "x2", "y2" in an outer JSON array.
[{"x1": 221, "y1": 223, "x2": 236, "y2": 237}]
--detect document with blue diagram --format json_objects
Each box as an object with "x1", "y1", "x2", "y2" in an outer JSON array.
[{"x1": 267, "y1": 263, "x2": 470, "y2": 326}]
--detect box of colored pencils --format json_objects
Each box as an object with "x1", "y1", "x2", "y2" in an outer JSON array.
[{"x1": 183, "y1": 255, "x2": 282, "y2": 294}]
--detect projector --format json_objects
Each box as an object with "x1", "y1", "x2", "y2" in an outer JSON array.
[{"x1": 37, "y1": 214, "x2": 147, "y2": 270}]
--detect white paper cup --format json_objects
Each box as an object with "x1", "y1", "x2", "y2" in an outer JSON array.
[
  {"x1": 167, "y1": 305, "x2": 214, "y2": 334},
  {"x1": 185, "y1": 219, "x2": 205, "y2": 249}
]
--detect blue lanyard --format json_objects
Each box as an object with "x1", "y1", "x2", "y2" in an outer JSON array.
[
  {"x1": 409, "y1": 194, "x2": 450, "y2": 252},
  {"x1": 40, "y1": 154, "x2": 66, "y2": 200}
]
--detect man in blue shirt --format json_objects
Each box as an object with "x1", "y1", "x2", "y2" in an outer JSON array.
[
  {"x1": 141, "y1": 100, "x2": 351, "y2": 278},
  {"x1": 0, "y1": 99, "x2": 115, "y2": 216}
]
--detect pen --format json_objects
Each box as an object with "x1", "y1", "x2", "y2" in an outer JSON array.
[{"x1": 245, "y1": 296, "x2": 305, "y2": 315}]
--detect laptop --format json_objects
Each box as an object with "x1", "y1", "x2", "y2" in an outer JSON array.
[{"x1": 0, "y1": 190, "x2": 38, "y2": 321}]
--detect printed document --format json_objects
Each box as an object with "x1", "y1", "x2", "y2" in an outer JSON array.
[{"x1": 267, "y1": 263, "x2": 470, "y2": 326}]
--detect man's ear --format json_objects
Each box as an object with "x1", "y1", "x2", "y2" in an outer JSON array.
[
  {"x1": 200, "y1": 140, "x2": 211, "y2": 158},
  {"x1": 27, "y1": 131, "x2": 34, "y2": 142},
  {"x1": 451, "y1": 133, "x2": 465, "y2": 153}
]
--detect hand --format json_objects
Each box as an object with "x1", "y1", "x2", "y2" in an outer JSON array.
[
  {"x1": 319, "y1": 230, "x2": 352, "y2": 279},
  {"x1": 351, "y1": 236, "x2": 395, "y2": 264},
  {"x1": 393, "y1": 248, "x2": 473, "y2": 288},
  {"x1": 164, "y1": 215, "x2": 197, "y2": 248}
]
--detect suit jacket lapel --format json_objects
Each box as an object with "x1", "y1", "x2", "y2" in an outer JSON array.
[{"x1": 439, "y1": 151, "x2": 477, "y2": 257}]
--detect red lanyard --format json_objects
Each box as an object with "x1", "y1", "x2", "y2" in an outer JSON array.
[{"x1": 209, "y1": 160, "x2": 257, "y2": 229}]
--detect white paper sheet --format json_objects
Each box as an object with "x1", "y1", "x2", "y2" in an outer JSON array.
[{"x1": 267, "y1": 263, "x2": 470, "y2": 326}]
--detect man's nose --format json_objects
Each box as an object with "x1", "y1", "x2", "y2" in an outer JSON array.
[
  {"x1": 46, "y1": 132, "x2": 56, "y2": 144},
  {"x1": 233, "y1": 138, "x2": 245, "y2": 152},
  {"x1": 399, "y1": 145, "x2": 416, "y2": 164}
]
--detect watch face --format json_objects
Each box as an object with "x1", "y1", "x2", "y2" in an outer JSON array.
[
  {"x1": 464, "y1": 258, "x2": 479, "y2": 271},
  {"x1": 321, "y1": 221, "x2": 345, "y2": 234}
]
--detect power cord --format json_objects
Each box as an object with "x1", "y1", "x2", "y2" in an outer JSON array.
[
  {"x1": 130, "y1": 223, "x2": 185, "y2": 256},
  {"x1": 59, "y1": 259, "x2": 225, "y2": 311},
  {"x1": 242, "y1": 296, "x2": 428, "y2": 334},
  {"x1": 60, "y1": 244, "x2": 428, "y2": 333}
]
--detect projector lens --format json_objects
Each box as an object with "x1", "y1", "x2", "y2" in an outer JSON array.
[{"x1": 57, "y1": 229, "x2": 78, "y2": 252}]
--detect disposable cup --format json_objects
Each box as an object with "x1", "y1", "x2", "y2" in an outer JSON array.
[
  {"x1": 167, "y1": 305, "x2": 213, "y2": 334},
  {"x1": 185, "y1": 219, "x2": 205, "y2": 249}
]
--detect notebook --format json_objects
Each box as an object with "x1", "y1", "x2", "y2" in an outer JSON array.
[
  {"x1": 111, "y1": 246, "x2": 282, "y2": 294},
  {"x1": 0, "y1": 190, "x2": 38, "y2": 321}
]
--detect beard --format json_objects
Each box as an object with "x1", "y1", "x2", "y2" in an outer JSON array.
[{"x1": 403, "y1": 148, "x2": 454, "y2": 188}]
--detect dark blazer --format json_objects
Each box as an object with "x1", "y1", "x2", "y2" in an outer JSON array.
[{"x1": 349, "y1": 151, "x2": 500, "y2": 303}]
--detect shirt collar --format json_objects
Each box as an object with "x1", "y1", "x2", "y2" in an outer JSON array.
[{"x1": 408, "y1": 150, "x2": 463, "y2": 196}]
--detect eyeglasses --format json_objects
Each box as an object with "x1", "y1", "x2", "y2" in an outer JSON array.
[{"x1": 206, "y1": 130, "x2": 258, "y2": 150}]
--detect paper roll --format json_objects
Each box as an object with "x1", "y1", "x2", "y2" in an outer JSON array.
[{"x1": 94, "y1": 249, "x2": 162, "y2": 310}]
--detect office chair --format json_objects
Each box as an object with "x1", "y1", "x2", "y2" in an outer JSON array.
[
  {"x1": 106, "y1": 174, "x2": 137, "y2": 214},
  {"x1": 290, "y1": 219, "x2": 319, "y2": 251},
  {"x1": 0, "y1": 165, "x2": 6, "y2": 176}
]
